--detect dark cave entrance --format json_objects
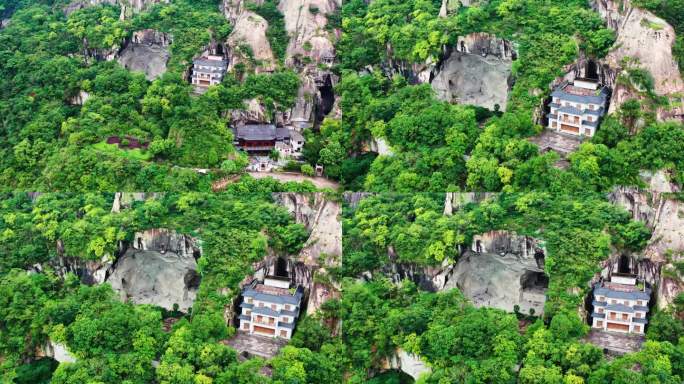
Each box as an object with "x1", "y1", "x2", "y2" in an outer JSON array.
[
  {"x1": 618, "y1": 254, "x2": 633, "y2": 275},
  {"x1": 275, "y1": 257, "x2": 289, "y2": 277},
  {"x1": 521, "y1": 270, "x2": 549, "y2": 292},
  {"x1": 586, "y1": 60, "x2": 599, "y2": 80},
  {"x1": 316, "y1": 74, "x2": 335, "y2": 123},
  {"x1": 534, "y1": 248, "x2": 545, "y2": 270}
]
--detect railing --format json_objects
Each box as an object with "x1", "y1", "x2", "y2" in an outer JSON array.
[{"x1": 253, "y1": 319, "x2": 276, "y2": 327}]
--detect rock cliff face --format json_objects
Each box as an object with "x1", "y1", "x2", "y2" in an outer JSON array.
[
  {"x1": 220, "y1": 0, "x2": 340, "y2": 127},
  {"x1": 608, "y1": 171, "x2": 684, "y2": 309},
  {"x1": 117, "y1": 29, "x2": 172, "y2": 80},
  {"x1": 131, "y1": 228, "x2": 202, "y2": 259},
  {"x1": 49, "y1": 243, "x2": 117, "y2": 285},
  {"x1": 225, "y1": 7, "x2": 277, "y2": 73},
  {"x1": 278, "y1": 0, "x2": 339, "y2": 65},
  {"x1": 590, "y1": 0, "x2": 684, "y2": 120},
  {"x1": 272, "y1": 193, "x2": 342, "y2": 315},
  {"x1": 431, "y1": 33, "x2": 516, "y2": 110},
  {"x1": 38, "y1": 340, "x2": 77, "y2": 364},
  {"x1": 64, "y1": 0, "x2": 167, "y2": 19}
]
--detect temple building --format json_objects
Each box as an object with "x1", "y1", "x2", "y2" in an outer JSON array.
[
  {"x1": 547, "y1": 79, "x2": 609, "y2": 137},
  {"x1": 232, "y1": 124, "x2": 304, "y2": 157},
  {"x1": 191, "y1": 55, "x2": 228, "y2": 91},
  {"x1": 591, "y1": 274, "x2": 651, "y2": 334},
  {"x1": 238, "y1": 276, "x2": 304, "y2": 339}
]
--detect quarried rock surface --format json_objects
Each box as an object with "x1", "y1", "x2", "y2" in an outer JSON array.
[
  {"x1": 132, "y1": 228, "x2": 202, "y2": 259},
  {"x1": 431, "y1": 33, "x2": 515, "y2": 110},
  {"x1": 117, "y1": 29, "x2": 171, "y2": 80},
  {"x1": 107, "y1": 248, "x2": 199, "y2": 311}
]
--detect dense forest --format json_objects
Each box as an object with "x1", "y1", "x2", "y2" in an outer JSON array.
[
  {"x1": 2, "y1": 0, "x2": 684, "y2": 383},
  {"x1": 0, "y1": 192, "x2": 344, "y2": 383},
  {"x1": 0, "y1": 0, "x2": 305, "y2": 191},
  {"x1": 310, "y1": 0, "x2": 684, "y2": 191},
  {"x1": 342, "y1": 192, "x2": 684, "y2": 382}
]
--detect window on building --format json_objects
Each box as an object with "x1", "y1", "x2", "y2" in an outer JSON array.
[
  {"x1": 280, "y1": 330, "x2": 287, "y2": 338},
  {"x1": 635, "y1": 312, "x2": 642, "y2": 318},
  {"x1": 271, "y1": 304, "x2": 276, "y2": 310},
  {"x1": 259, "y1": 302, "x2": 264, "y2": 307},
  {"x1": 624, "y1": 301, "x2": 629, "y2": 306},
  {"x1": 245, "y1": 310, "x2": 251, "y2": 315},
  {"x1": 284, "y1": 305, "x2": 290, "y2": 311},
  {"x1": 634, "y1": 325, "x2": 641, "y2": 333},
  {"x1": 587, "y1": 116, "x2": 593, "y2": 122},
  {"x1": 243, "y1": 323, "x2": 249, "y2": 330},
  {"x1": 611, "y1": 300, "x2": 617, "y2": 304},
  {"x1": 622, "y1": 313, "x2": 628, "y2": 321},
  {"x1": 637, "y1": 300, "x2": 643, "y2": 306},
  {"x1": 597, "y1": 320, "x2": 603, "y2": 327},
  {"x1": 256, "y1": 315, "x2": 263, "y2": 322},
  {"x1": 246, "y1": 298, "x2": 252, "y2": 304},
  {"x1": 598, "y1": 308, "x2": 604, "y2": 313}
]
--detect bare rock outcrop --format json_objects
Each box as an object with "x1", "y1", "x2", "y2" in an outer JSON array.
[
  {"x1": 107, "y1": 248, "x2": 199, "y2": 311},
  {"x1": 64, "y1": 0, "x2": 167, "y2": 18},
  {"x1": 278, "y1": 0, "x2": 339, "y2": 66},
  {"x1": 446, "y1": 250, "x2": 547, "y2": 315},
  {"x1": 38, "y1": 340, "x2": 77, "y2": 363},
  {"x1": 117, "y1": 29, "x2": 172, "y2": 80},
  {"x1": 224, "y1": 1, "x2": 277, "y2": 73},
  {"x1": 273, "y1": 192, "x2": 341, "y2": 268},
  {"x1": 380, "y1": 349, "x2": 431, "y2": 381},
  {"x1": 591, "y1": 0, "x2": 684, "y2": 120},
  {"x1": 431, "y1": 33, "x2": 516, "y2": 110}
]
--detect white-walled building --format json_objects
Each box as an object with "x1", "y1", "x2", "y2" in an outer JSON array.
[
  {"x1": 238, "y1": 276, "x2": 303, "y2": 339},
  {"x1": 547, "y1": 79, "x2": 609, "y2": 137},
  {"x1": 191, "y1": 55, "x2": 228, "y2": 90},
  {"x1": 591, "y1": 274, "x2": 651, "y2": 334}
]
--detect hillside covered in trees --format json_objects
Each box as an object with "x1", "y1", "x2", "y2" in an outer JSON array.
[{"x1": 2, "y1": 0, "x2": 684, "y2": 383}]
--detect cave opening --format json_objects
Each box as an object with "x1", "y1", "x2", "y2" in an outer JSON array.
[
  {"x1": 275, "y1": 257, "x2": 289, "y2": 277},
  {"x1": 586, "y1": 60, "x2": 599, "y2": 80},
  {"x1": 618, "y1": 254, "x2": 633, "y2": 275},
  {"x1": 521, "y1": 270, "x2": 549, "y2": 292},
  {"x1": 184, "y1": 270, "x2": 201, "y2": 290},
  {"x1": 534, "y1": 249, "x2": 545, "y2": 269},
  {"x1": 315, "y1": 74, "x2": 335, "y2": 123}
]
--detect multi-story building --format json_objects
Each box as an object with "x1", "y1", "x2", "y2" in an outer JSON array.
[
  {"x1": 591, "y1": 274, "x2": 651, "y2": 334},
  {"x1": 238, "y1": 276, "x2": 303, "y2": 339},
  {"x1": 547, "y1": 78, "x2": 609, "y2": 137},
  {"x1": 191, "y1": 55, "x2": 228, "y2": 90}
]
